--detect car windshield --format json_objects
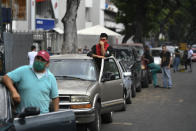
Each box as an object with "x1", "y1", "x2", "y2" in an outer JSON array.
[
  {"x1": 151, "y1": 50, "x2": 161, "y2": 57},
  {"x1": 0, "y1": 85, "x2": 7, "y2": 119},
  {"x1": 113, "y1": 49, "x2": 132, "y2": 60},
  {"x1": 49, "y1": 59, "x2": 97, "y2": 81},
  {"x1": 193, "y1": 50, "x2": 196, "y2": 53}
]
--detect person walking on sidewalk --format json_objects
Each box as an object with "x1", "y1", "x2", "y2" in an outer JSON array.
[
  {"x1": 160, "y1": 45, "x2": 172, "y2": 89},
  {"x1": 173, "y1": 48, "x2": 181, "y2": 72},
  {"x1": 142, "y1": 45, "x2": 161, "y2": 88},
  {"x1": 28, "y1": 45, "x2": 37, "y2": 65}
]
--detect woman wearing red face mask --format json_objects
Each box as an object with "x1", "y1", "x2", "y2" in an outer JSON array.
[{"x1": 88, "y1": 33, "x2": 113, "y2": 69}]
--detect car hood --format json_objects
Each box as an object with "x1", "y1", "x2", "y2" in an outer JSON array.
[{"x1": 57, "y1": 80, "x2": 96, "y2": 95}]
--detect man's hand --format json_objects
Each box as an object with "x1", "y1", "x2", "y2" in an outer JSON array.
[
  {"x1": 99, "y1": 40, "x2": 105, "y2": 46},
  {"x1": 12, "y1": 91, "x2": 21, "y2": 103},
  {"x1": 167, "y1": 65, "x2": 170, "y2": 69},
  {"x1": 2, "y1": 75, "x2": 21, "y2": 103}
]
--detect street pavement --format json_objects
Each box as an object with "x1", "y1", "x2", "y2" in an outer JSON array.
[{"x1": 101, "y1": 63, "x2": 196, "y2": 131}]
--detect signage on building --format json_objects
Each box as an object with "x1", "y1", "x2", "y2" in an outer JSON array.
[{"x1": 36, "y1": 19, "x2": 55, "y2": 30}]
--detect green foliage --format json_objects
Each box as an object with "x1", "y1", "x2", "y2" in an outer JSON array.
[{"x1": 112, "y1": 0, "x2": 196, "y2": 44}]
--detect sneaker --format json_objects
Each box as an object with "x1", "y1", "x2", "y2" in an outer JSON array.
[
  {"x1": 168, "y1": 87, "x2": 172, "y2": 89},
  {"x1": 154, "y1": 85, "x2": 160, "y2": 88}
]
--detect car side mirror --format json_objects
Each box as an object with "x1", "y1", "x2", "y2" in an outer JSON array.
[
  {"x1": 18, "y1": 107, "x2": 40, "y2": 118},
  {"x1": 123, "y1": 72, "x2": 132, "y2": 77}
]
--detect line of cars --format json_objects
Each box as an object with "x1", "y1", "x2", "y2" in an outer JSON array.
[
  {"x1": 47, "y1": 43, "x2": 151, "y2": 131},
  {"x1": 0, "y1": 44, "x2": 151, "y2": 131}
]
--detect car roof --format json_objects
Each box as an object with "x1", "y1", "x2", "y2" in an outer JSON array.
[
  {"x1": 150, "y1": 47, "x2": 162, "y2": 50},
  {"x1": 50, "y1": 54, "x2": 93, "y2": 60},
  {"x1": 50, "y1": 54, "x2": 116, "y2": 60}
]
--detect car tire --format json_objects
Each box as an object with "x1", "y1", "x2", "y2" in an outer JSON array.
[
  {"x1": 88, "y1": 103, "x2": 101, "y2": 131},
  {"x1": 101, "y1": 112, "x2": 113, "y2": 123},
  {"x1": 77, "y1": 124, "x2": 87, "y2": 131},
  {"x1": 126, "y1": 92, "x2": 132, "y2": 104},
  {"x1": 136, "y1": 83, "x2": 142, "y2": 92},
  {"x1": 120, "y1": 92, "x2": 126, "y2": 111},
  {"x1": 142, "y1": 75, "x2": 149, "y2": 88},
  {"x1": 131, "y1": 84, "x2": 136, "y2": 98},
  {"x1": 148, "y1": 71, "x2": 152, "y2": 84}
]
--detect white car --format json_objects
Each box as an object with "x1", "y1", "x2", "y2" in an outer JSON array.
[
  {"x1": 150, "y1": 48, "x2": 162, "y2": 66},
  {"x1": 150, "y1": 47, "x2": 174, "y2": 67}
]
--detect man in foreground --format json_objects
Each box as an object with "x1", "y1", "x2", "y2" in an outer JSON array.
[{"x1": 3, "y1": 50, "x2": 59, "y2": 114}]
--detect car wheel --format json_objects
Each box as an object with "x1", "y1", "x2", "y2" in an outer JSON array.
[
  {"x1": 126, "y1": 92, "x2": 132, "y2": 104},
  {"x1": 142, "y1": 75, "x2": 149, "y2": 88},
  {"x1": 136, "y1": 82, "x2": 142, "y2": 92},
  {"x1": 120, "y1": 92, "x2": 126, "y2": 111},
  {"x1": 101, "y1": 112, "x2": 113, "y2": 123},
  {"x1": 131, "y1": 84, "x2": 136, "y2": 98},
  {"x1": 88, "y1": 103, "x2": 101, "y2": 131},
  {"x1": 148, "y1": 71, "x2": 152, "y2": 84},
  {"x1": 77, "y1": 124, "x2": 87, "y2": 131}
]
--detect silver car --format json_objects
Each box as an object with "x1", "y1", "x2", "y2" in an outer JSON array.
[{"x1": 49, "y1": 54, "x2": 126, "y2": 131}]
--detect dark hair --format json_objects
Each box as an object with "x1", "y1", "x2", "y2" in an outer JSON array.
[
  {"x1": 100, "y1": 33, "x2": 108, "y2": 39},
  {"x1": 162, "y1": 44, "x2": 166, "y2": 47},
  {"x1": 31, "y1": 45, "x2": 36, "y2": 51}
]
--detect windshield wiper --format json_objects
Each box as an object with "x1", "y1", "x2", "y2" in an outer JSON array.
[{"x1": 55, "y1": 76, "x2": 88, "y2": 81}]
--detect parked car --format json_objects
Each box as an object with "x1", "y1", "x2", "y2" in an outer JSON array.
[
  {"x1": 130, "y1": 44, "x2": 152, "y2": 88},
  {"x1": 118, "y1": 61, "x2": 132, "y2": 104},
  {"x1": 150, "y1": 47, "x2": 162, "y2": 66},
  {"x1": 0, "y1": 83, "x2": 76, "y2": 131},
  {"x1": 49, "y1": 54, "x2": 127, "y2": 131},
  {"x1": 112, "y1": 45, "x2": 142, "y2": 94},
  {"x1": 192, "y1": 49, "x2": 196, "y2": 62},
  {"x1": 150, "y1": 47, "x2": 174, "y2": 67}
]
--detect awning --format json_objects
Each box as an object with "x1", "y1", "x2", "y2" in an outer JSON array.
[
  {"x1": 53, "y1": 27, "x2": 64, "y2": 34},
  {"x1": 77, "y1": 25, "x2": 121, "y2": 37}
]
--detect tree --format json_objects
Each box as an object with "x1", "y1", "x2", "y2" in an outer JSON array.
[
  {"x1": 61, "y1": 0, "x2": 80, "y2": 54},
  {"x1": 112, "y1": 0, "x2": 196, "y2": 44}
]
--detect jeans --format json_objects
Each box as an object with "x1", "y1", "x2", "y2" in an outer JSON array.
[
  {"x1": 173, "y1": 57, "x2": 180, "y2": 71},
  {"x1": 161, "y1": 66, "x2": 172, "y2": 88},
  {"x1": 148, "y1": 63, "x2": 161, "y2": 86}
]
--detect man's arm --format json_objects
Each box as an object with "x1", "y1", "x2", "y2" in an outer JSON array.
[
  {"x1": 168, "y1": 53, "x2": 172, "y2": 68},
  {"x1": 52, "y1": 97, "x2": 59, "y2": 112},
  {"x1": 2, "y1": 75, "x2": 21, "y2": 103}
]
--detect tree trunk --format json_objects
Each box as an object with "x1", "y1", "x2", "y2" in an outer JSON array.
[{"x1": 61, "y1": 0, "x2": 80, "y2": 54}]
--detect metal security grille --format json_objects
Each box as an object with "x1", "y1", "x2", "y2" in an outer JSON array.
[{"x1": 3, "y1": 32, "x2": 33, "y2": 73}]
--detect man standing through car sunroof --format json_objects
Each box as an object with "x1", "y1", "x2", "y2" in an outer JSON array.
[
  {"x1": 3, "y1": 50, "x2": 59, "y2": 114},
  {"x1": 88, "y1": 33, "x2": 113, "y2": 69}
]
